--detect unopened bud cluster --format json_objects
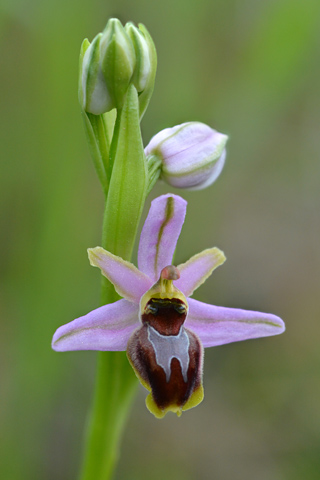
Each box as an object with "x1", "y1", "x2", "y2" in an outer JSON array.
[
  {"x1": 79, "y1": 19, "x2": 156, "y2": 115},
  {"x1": 79, "y1": 18, "x2": 229, "y2": 193}
]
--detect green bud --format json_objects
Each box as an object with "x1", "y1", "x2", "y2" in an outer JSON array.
[
  {"x1": 133, "y1": 24, "x2": 157, "y2": 119},
  {"x1": 100, "y1": 19, "x2": 136, "y2": 109},
  {"x1": 79, "y1": 34, "x2": 114, "y2": 115},
  {"x1": 79, "y1": 19, "x2": 156, "y2": 117},
  {"x1": 125, "y1": 22, "x2": 151, "y2": 93}
]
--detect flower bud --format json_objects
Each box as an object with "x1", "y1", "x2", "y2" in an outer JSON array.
[
  {"x1": 79, "y1": 34, "x2": 114, "y2": 115},
  {"x1": 79, "y1": 19, "x2": 136, "y2": 114},
  {"x1": 125, "y1": 22, "x2": 152, "y2": 92},
  {"x1": 79, "y1": 19, "x2": 157, "y2": 117},
  {"x1": 145, "y1": 122, "x2": 228, "y2": 190},
  {"x1": 126, "y1": 23, "x2": 157, "y2": 119},
  {"x1": 100, "y1": 18, "x2": 136, "y2": 109}
]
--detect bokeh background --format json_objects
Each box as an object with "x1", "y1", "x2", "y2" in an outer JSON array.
[{"x1": 1, "y1": 0, "x2": 320, "y2": 478}]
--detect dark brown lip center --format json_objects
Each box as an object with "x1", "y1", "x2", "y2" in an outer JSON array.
[{"x1": 142, "y1": 298, "x2": 187, "y2": 336}]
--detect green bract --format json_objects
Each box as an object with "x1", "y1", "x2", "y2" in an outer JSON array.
[{"x1": 102, "y1": 84, "x2": 148, "y2": 263}]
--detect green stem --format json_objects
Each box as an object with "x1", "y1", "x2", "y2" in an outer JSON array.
[
  {"x1": 146, "y1": 154, "x2": 162, "y2": 195},
  {"x1": 84, "y1": 352, "x2": 137, "y2": 479},
  {"x1": 87, "y1": 113, "x2": 110, "y2": 177},
  {"x1": 79, "y1": 86, "x2": 148, "y2": 480},
  {"x1": 79, "y1": 208, "x2": 138, "y2": 480},
  {"x1": 82, "y1": 112, "x2": 109, "y2": 196},
  {"x1": 107, "y1": 108, "x2": 122, "y2": 183},
  {"x1": 79, "y1": 270, "x2": 137, "y2": 480}
]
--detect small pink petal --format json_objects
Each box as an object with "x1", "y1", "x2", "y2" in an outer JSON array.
[
  {"x1": 175, "y1": 248, "x2": 226, "y2": 297},
  {"x1": 88, "y1": 247, "x2": 152, "y2": 303},
  {"x1": 138, "y1": 194, "x2": 187, "y2": 282}
]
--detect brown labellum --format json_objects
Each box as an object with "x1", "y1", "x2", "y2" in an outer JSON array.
[{"x1": 127, "y1": 296, "x2": 203, "y2": 414}]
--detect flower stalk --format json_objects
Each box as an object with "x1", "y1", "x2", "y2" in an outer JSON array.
[{"x1": 79, "y1": 69, "x2": 148, "y2": 479}]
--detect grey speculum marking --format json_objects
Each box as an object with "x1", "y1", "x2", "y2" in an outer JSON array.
[{"x1": 147, "y1": 326, "x2": 190, "y2": 382}]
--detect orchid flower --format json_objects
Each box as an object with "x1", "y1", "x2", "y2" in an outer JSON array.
[{"x1": 52, "y1": 194, "x2": 285, "y2": 418}]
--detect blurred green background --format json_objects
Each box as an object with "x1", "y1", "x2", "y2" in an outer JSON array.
[{"x1": 1, "y1": 0, "x2": 320, "y2": 478}]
